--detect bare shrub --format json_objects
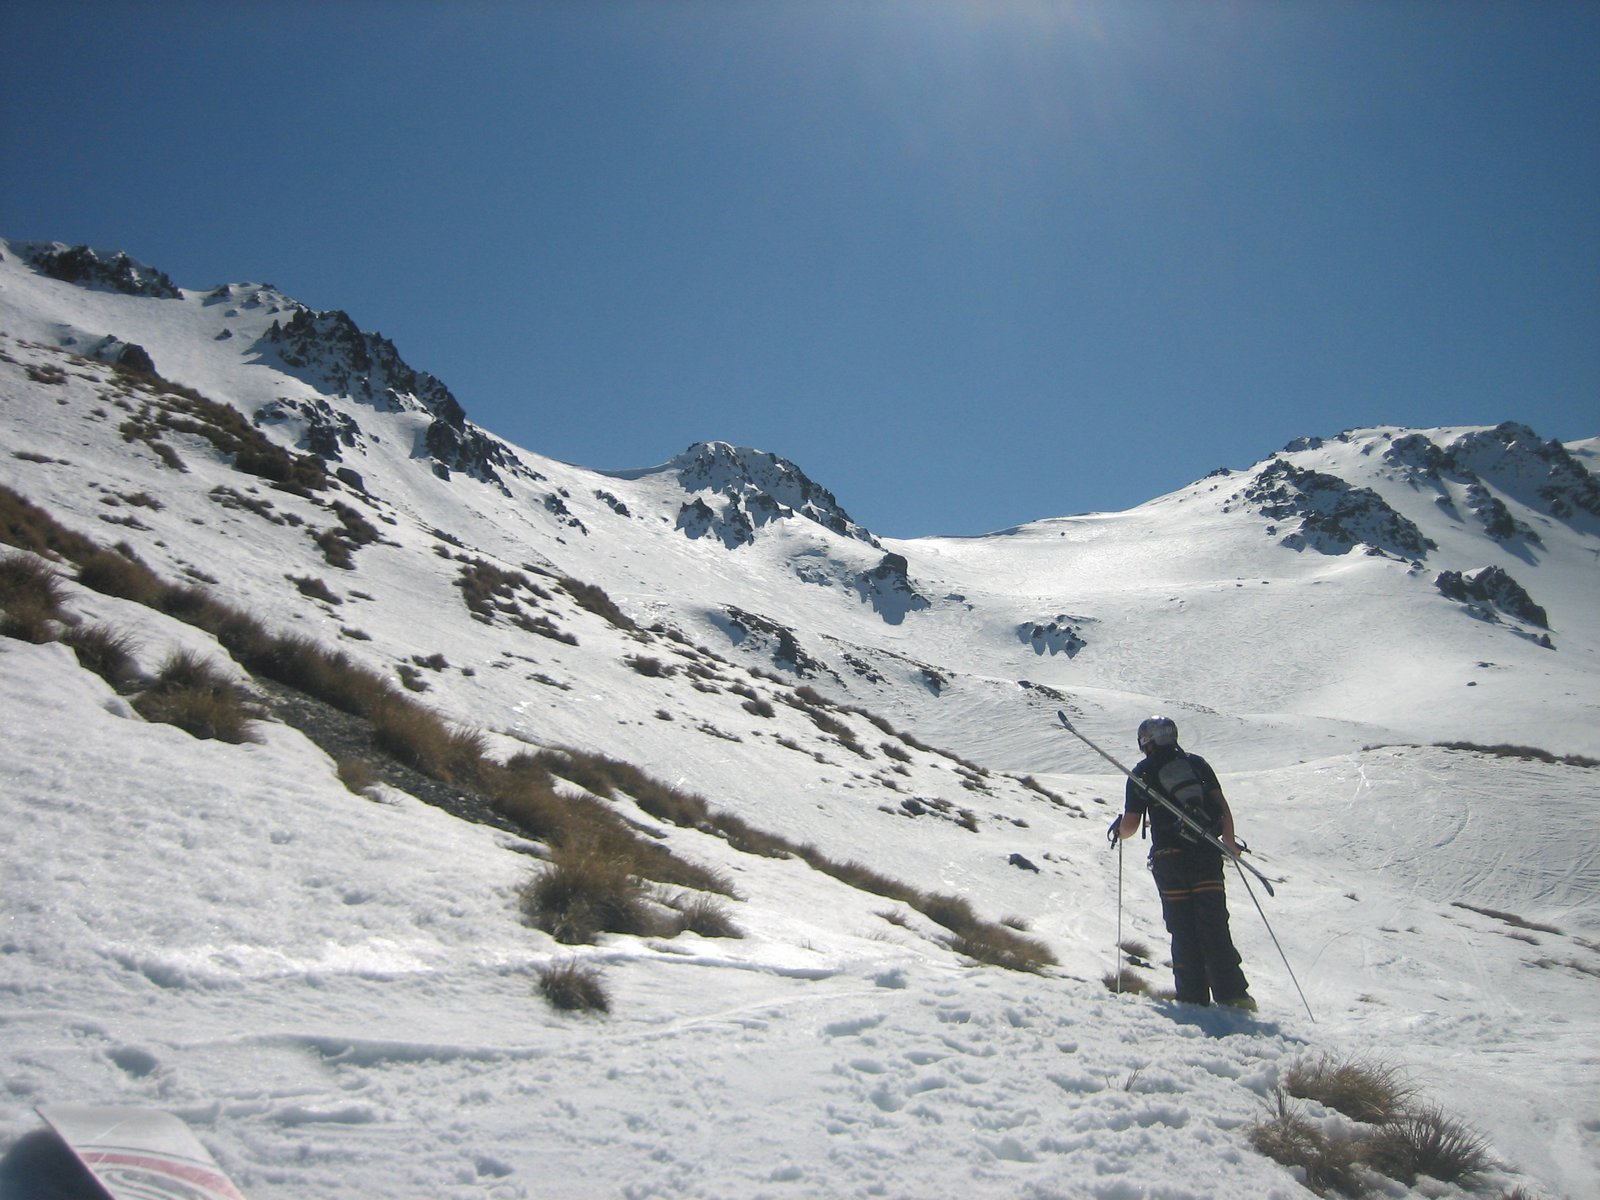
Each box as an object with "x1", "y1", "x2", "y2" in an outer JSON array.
[
  {"x1": 626, "y1": 654, "x2": 670, "y2": 678},
  {"x1": 537, "y1": 958, "x2": 611, "y2": 1014},
  {"x1": 1286, "y1": 1053, "x2": 1414, "y2": 1124},
  {"x1": 1365, "y1": 1104, "x2": 1492, "y2": 1188}
]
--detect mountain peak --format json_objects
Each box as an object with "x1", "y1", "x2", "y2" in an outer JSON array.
[{"x1": 639, "y1": 441, "x2": 881, "y2": 549}]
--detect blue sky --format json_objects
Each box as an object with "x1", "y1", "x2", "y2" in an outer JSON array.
[{"x1": 4, "y1": 1, "x2": 1596, "y2": 537}]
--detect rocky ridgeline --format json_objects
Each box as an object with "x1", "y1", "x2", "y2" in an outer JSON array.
[
  {"x1": 255, "y1": 307, "x2": 535, "y2": 491},
  {"x1": 15, "y1": 241, "x2": 181, "y2": 300},
  {"x1": 1384, "y1": 423, "x2": 1600, "y2": 534}
]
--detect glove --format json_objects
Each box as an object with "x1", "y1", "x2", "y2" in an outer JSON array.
[{"x1": 1107, "y1": 816, "x2": 1123, "y2": 845}]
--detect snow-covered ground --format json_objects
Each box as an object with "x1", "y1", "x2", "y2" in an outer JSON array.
[{"x1": 2, "y1": 241, "x2": 1596, "y2": 1198}]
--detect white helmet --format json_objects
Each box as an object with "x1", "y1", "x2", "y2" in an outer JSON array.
[{"x1": 1137, "y1": 715, "x2": 1178, "y2": 752}]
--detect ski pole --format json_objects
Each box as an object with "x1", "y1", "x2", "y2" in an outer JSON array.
[
  {"x1": 1227, "y1": 856, "x2": 1316, "y2": 1023},
  {"x1": 1106, "y1": 816, "x2": 1125, "y2": 993}
]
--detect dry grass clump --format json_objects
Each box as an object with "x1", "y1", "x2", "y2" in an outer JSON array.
[
  {"x1": 1102, "y1": 968, "x2": 1152, "y2": 996},
  {"x1": 559, "y1": 576, "x2": 637, "y2": 632},
  {"x1": 75, "y1": 545, "x2": 166, "y2": 605},
  {"x1": 667, "y1": 891, "x2": 743, "y2": 939},
  {"x1": 0, "y1": 552, "x2": 67, "y2": 641},
  {"x1": 132, "y1": 650, "x2": 258, "y2": 743},
  {"x1": 536, "y1": 958, "x2": 611, "y2": 1014},
  {"x1": 1250, "y1": 1090, "x2": 1369, "y2": 1197},
  {"x1": 1252, "y1": 1055, "x2": 1495, "y2": 1196},
  {"x1": 370, "y1": 696, "x2": 487, "y2": 786},
  {"x1": 61, "y1": 622, "x2": 142, "y2": 688},
  {"x1": 1286, "y1": 1053, "x2": 1414, "y2": 1125},
  {"x1": 336, "y1": 757, "x2": 382, "y2": 797},
  {"x1": 1363, "y1": 1104, "x2": 1492, "y2": 1189},
  {"x1": 520, "y1": 839, "x2": 663, "y2": 945}
]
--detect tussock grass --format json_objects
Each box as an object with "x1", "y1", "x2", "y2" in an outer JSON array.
[
  {"x1": 1252, "y1": 1056, "x2": 1495, "y2": 1196},
  {"x1": 133, "y1": 650, "x2": 257, "y2": 743},
  {"x1": 520, "y1": 839, "x2": 663, "y2": 944},
  {"x1": 370, "y1": 696, "x2": 487, "y2": 786},
  {"x1": 1250, "y1": 1089, "x2": 1369, "y2": 1197},
  {"x1": 75, "y1": 545, "x2": 166, "y2": 605},
  {"x1": 559, "y1": 576, "x2": 636, "y2": 632},
  {"x1": 1363, "y1": 1104, "x2": 1492, "y2": 1188},
  {"x1": 336, "y1": 757, "x2": 382, "y2": 797},
  {"x1": 61, "y1": 622, "x2": 141, "y2": 688},
  {"x1": 537, "y1": 958, "x2": 611, "y2": 1014},
  {"x1": 668, "y1": 891, "x2": 743, "y2": 939},
  {"x1": 1286, "y1": 1053, "x2": 1414, "y2": 1124},
  {"x1": 1102, "y1": 968, "x2": 1151, "y2": 996},
  {"x1": 0, "y1": 552, "x2": 67, "y2": 641}
]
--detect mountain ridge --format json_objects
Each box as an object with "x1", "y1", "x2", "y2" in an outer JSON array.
[{"x1": 2, "y1": 236, "x2": 1597, "y2": 1197}]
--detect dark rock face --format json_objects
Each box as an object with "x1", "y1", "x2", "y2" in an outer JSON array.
[
  {"x1": 662, "y1": 442, "x2": 880, "y2": 549},
  {"x1": 1240, "y1": 459, "x2": 1436, "y2": 558},
  {"x1": 19, "y1": 242, "x2": 181, "y2": 299},
  {"x1": 1435, "y1": 566, "x2": 1549, "y2": 630},
  {"x1": 255, "y1": 307, "x2": 532, "y2": 490},
  {"x1": 1384, "y1": 423, "x2": 1599, "y2": 540},
  {"x1": 851, "y1": 553, "x2": 931, "y2": 625}
]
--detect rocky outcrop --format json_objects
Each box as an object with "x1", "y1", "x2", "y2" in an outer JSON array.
[
  {"x1": 18, "y1": 242, "x2": 181, "y2": 299},
  {"x1": 1384, "y1": 424, "x2": 1598, "y2": 541},
  {"x1": 1435, "y1": 566, "x2": 1549, "y2": 630},
  {"x1": 1240, "y1": 459, "x2": 1436, "y2": 558},
  {"x1": 850, "y1": 553, "x2": 931, "y2": 625},
  {"x1": 656, "y1": 443, "x2": 880, "y2": 549},
  {"x1": 1020, "y1": 615, "x2": 1088, "y2": 657},
  {"x1": 255, "y1": 307, "x2": 533, "y2": 490}
]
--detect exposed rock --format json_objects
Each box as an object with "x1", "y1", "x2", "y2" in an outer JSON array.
[
  {"x1": 1435, "y1": 566, "x2": 1549, "y2": 629},
  {"x1": 256, "y1": 306, "x2": 534, "y2": 490},
  {"x1": 1240, "y1": 459, "x2": 1436, "y2": 558},
  {"x1": 851, "y1": 552, "x2": 931, "y2": 625},
  {"x1": 19, "y1": 242, "x2": 181, "y2": 299},
  {"x1": 1020, "y1": 615, "x2": 1088, "y2": 657},
  {"x1": 716, "y1": 606, "x2": 833, "y2": 679},
  {"x1": 648, "y1": 442, "x2": 880, "y2": 549}
]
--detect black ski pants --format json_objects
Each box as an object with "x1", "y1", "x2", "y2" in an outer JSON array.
[{"x1": 1151, "y1": 848, "x2": 1249, "y2": 1006}]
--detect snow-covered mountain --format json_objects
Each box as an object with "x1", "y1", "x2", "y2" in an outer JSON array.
[{"x1": 1, "y1": 239, "x2": 1596, "y2": 1199}]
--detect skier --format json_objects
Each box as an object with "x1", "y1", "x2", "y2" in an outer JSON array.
[{"x1": 1111, "y1": 716, "x2": 1255, "y2": 1010}]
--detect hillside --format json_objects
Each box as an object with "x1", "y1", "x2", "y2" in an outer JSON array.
[{"x1": 1, "y1": 240, "x2": 1596, "y2": 1199}]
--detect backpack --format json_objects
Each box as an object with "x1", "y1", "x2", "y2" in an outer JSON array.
[{"x1": 1147, "y1": 752, "x2": 1219, "y2": 844}]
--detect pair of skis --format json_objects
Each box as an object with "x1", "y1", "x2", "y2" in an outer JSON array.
[
  {"x1": 1056, "y1": 710, "x2": 1316, "y2": 1022},
  {"x1": 1056, "y1": 710, "x2": 1277, "y2": 894}
]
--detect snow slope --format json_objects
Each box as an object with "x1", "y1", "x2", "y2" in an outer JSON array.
[{"x1": 1, "y1": 240, "x2": 1596, "y2": 1198}]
